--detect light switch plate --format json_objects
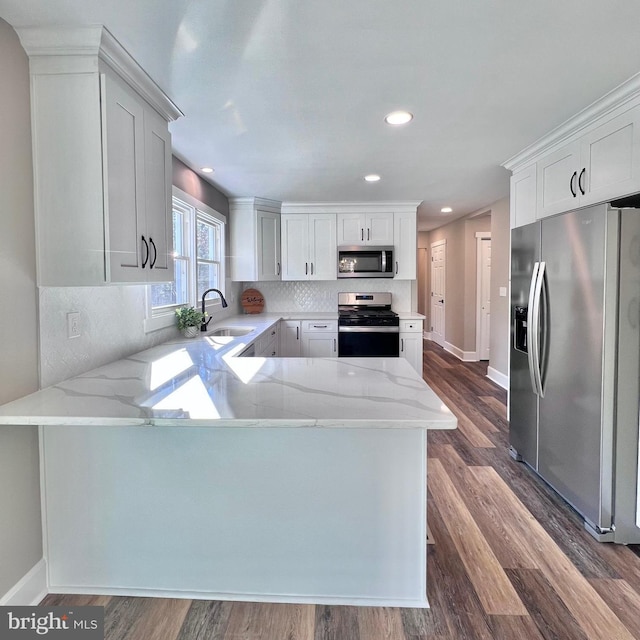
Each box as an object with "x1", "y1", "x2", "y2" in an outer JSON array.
[
  {"x1": 499, "y1": 287, "x2": 507, "y2": 297},
  {"x1": 67, "y1": 311, "x2": 81, "y2": 338}
]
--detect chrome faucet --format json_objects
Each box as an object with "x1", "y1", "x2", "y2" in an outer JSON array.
[{"x1": 201, "y1": 288, "x2": 228, "y2": 331}]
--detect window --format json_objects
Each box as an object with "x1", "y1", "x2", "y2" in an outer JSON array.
[{"x1": 145, "y1": 187, "x2": 226, "y2": 332}]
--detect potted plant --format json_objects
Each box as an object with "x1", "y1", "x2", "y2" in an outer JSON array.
[{"x1": 175, "y1": 306, "x2": 206, "y2": 338}]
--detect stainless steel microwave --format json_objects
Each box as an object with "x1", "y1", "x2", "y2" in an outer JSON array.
[{"x1": 337, "y1": 246, "x2": 394, "y2": 278}]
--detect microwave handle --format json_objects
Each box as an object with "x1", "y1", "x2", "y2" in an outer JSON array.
[{"x1": 381, "y1": 250, "x2": 387, "y2": 272}]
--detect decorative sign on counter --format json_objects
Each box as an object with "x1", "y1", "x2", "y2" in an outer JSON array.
[{"x1": 241, "y1": 288, "x2": 265, "y2": 314}]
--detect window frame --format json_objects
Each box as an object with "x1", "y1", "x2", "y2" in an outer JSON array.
[{"x1": 144, "y1": 186, "x2": 226, "y2": 333}]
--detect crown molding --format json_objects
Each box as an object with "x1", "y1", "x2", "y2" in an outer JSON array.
[
  {"x1": 503, "y1": 71, "x2": 640, "y2": 172},
  {"x1": 16, "y1": 25, "x2": 183, "y2": 122},
  {"x1": 281, "y1": 201, "x2": 421, "y2": 214},
  {"x1": 229, "y1": 197, "x2": 282, "y2": 213}
]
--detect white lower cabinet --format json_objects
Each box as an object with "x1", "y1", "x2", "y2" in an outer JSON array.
[
  {"x1": 255, "y1": 325, "x2": 279, "y2": 357},
  {"x1": 279, "y1": 321, "x2": 301, "y2": 357},
  {"x1": 400, "y1": 319, "x2": 424, "y2": 374},
  {"x1": 301, "y1": 320, "x2": 338, "y2": 357}
]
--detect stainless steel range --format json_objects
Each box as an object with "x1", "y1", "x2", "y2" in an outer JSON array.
[{"x1": 338, "y1": 292, "x2": 399, "y2": 357}]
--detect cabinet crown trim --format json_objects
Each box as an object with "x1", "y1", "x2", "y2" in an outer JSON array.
[
  {"x1": 282, "y1": 201, "x2": 421, "y2": 214},
  {"x1": 502, "y1": 70, "x2": 640, "y2": 172},
  {"x1": 229, "y1": 197, "x2": 282, "y2": 213},
  {"x1": 16, "y1": 25, "x2": 183, "y2": 122}
]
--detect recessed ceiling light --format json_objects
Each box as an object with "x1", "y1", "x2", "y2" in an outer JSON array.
[
  {"x1": 201, "y1": 167, "x2": 214, "y2": 174},
  {"x1": 441, "y1": 207, "x2": 453, "y2": 213},
  {"x1": 384, "y1": 110, "x2": 413, "y2": 125},
  {"x1": 364, "y1": 174, "x2": 381, "y2": 182}
]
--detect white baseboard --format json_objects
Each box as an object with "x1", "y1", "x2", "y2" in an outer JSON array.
[
  {"x1": 444, "y1": 342, "x2": 478, "y2": 362},
  {"x1": 423, "y1": 331, "x2": 431, "y2": 340},
  {"x1": 0, "y1": 559, "x2": 47, "y2": 606},
  {"x1": 487, "y1": 366, "x2": 509, "y2": 390},
  {"x1": 47, "y1": 584, "x2": 429, "y2": 608}
]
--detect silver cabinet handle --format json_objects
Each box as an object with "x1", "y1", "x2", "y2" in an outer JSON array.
[
  {"x1": 333, "y1": 338, "x2": 337, "y2": 352},
  {"x1": 395, "y1": 261, "x2": 398, "y2": 275},
  {"x1": 277, "y1": 262, "x2": 281, "y2": 276},
  {"x1": 296, "y1": 326, "x2": 299, "y2": 340},
  {"x1": 367, "y1": 228, "x2": 370, "y2": 241},
  {"x1": 361, "y1": 228, "x2": 364, "y2": 241},
  {"x1": 401, "y1": 338, "x2": 404, "y2": 352},
  {"x1": 305, "y1": 262, "x2": 308, "y2": 275},
  {"x1": 313, "y1": 325, "x2": 328, "y2": 328},
  {"x1": 311, "y1": 262, "x2": 314, "y2": 275}
]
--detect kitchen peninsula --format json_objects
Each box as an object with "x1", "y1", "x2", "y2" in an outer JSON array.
[{"x1": 0, "y1": 315, "x2": 456, "y2": 607}]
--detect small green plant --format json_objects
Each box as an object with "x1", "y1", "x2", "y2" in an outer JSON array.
[{"x1": 175, "y1": 306, "x2": 206, "y2": 330}]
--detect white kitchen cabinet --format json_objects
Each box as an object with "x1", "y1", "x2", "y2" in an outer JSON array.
[
  {"x1": 393, "y1": 211, "x2": 417, "y2": 279},
  {"x1": 337, "y1": 212, "x2": 394, "y2": 246},
  {"x1": 279, "y1": 320, "x2": 301, "y2": 356},
  {"x1": 537, "y1": 104, "x2": 640, "y2": 219},
  {"x1": 281, "y1": 214, "x2": 337, "y2": 280},
  {"x1": 18, "y1": 26, "x2": 181, "y2": 286},
  {"x1": 230, "y1": 198, "x2": 282, "y2": 281},
  {"x1": 510, "y1": 164, "x2": 537, "y2": 229},
  {"x1": 400, "y1": 319, "x2": 424, "y2": 374},
  {"x1": 301, "y1": 320, "x2": 338, "y2": 357},
  {"x1": 255, "y1": 325, "x2": 279, "y2": 357}
]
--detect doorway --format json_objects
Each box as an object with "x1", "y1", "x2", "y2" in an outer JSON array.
[
  {"x1": 476, "y1": 233, "x2": 491, "y2": 360},
  {"x1": 430, "y1": 240, "x2": 446, "y2": 347}
]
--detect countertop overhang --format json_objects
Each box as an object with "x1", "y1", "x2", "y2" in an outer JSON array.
[{"x1": 0, "y1": 314, "x2": 455, "y2": 430}]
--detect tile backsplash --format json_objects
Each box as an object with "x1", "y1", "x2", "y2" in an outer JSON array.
[{"x1": 242, "y1": 280, "x2": 413, "y2": 313}]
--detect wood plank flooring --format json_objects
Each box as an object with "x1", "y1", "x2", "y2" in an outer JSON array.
[{"x1": 41, "y1": 340, "x2": 640, "y2": 639}]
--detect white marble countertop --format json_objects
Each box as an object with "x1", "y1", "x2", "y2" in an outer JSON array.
[
  {"x1": 0, "y1": 314, "x2": 455, "y2": 430},
  {"x1": 397, "y1": 312, "x2": 426, "y2": 320}
]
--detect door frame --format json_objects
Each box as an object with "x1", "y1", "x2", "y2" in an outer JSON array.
[{"x1": 475, "y1": 232, "x2": 491, "y2": 361}]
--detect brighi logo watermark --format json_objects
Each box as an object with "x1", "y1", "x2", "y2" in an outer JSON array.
[{"x1": 0, "y1": 607, "x2": 103, "y2": 639}]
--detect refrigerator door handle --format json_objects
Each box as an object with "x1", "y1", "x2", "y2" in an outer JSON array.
[
  {"x1": 531, "y1": 261, "x2": 546, "y2": 397},
  {"x1": 527, "y1": 262, "x2": 540, "y2": 395}
]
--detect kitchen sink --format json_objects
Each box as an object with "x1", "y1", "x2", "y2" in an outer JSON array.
[{"x1": 207, "y1": 327, "x2": 254, "y2": 337}]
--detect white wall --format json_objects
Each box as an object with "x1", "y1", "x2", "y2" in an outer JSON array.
[{"x1": 0, "y1": 19, "x2": 43, "y2": 600}]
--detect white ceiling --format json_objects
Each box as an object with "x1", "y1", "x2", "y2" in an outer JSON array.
[{"x1": 3, "y1": 0, "x2": 640, "y2": 230}]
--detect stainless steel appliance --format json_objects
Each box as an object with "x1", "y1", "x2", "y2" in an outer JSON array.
[
  {"x1": 338, "y1": 246, "x2": 394, "y2": 278},
  {"x1": 510, "y1": 203, "x2": 640, "y2": 543},
  {"x1": 338, "y1": 292, "x2": 399, "y2": 356}
]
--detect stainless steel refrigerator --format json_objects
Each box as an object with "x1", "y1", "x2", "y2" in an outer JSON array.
[{"x1": 510, "y1": 203, "x2": 640, "y2": 543}]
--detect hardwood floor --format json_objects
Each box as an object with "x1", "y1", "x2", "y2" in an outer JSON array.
[{"x1": 41, "y1": 340, "x2": 640, "y2": 639}]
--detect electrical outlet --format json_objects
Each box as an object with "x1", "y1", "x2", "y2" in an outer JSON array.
[{"x1": 67, "y1": 311, "x2": 81, "y2": 339}]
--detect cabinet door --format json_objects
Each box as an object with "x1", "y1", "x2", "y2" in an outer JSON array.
[
  {"x1": 510, "y1": 164, "x2": 537, "y2": 229},
  {"x1": 257, "y1": 210, "x2": 281, "y2": 281},
  {"x1": 366, "y1": 212, "x2": 394, "y2": 245},
  {"x1": 337, "y1": 213, "x2": 366, "y2": 245},
  {"x1": 279, "y1": 321, "x2": 301, "y2": 356},
  {"x1": 103, "y1": 74, "x2": 146, "y2": 282},
  {"x1": 281, "y1": 215, "x2": 310, "y2": 280},
  {"x1": 302, "y1": 333, "x2": 338, "y2": 357},
  {"x1": 536, "y1": 142, "x2": 580, "y2": 219},
  {"x1": 393, "y1": 212, "x2": 417, "y2": 279},
  {"x1": 580, "y1": 105, "x2": 640, "y2": 206},
  {"x1": 400, "y1": 333, "x2": 423, "y2": 374},
  {"x1": 144, "y1": 106, "x2": 174, "y2": 283},
  {"x1": 309, "y1": 214, "x2": 337, "y2": 280}
]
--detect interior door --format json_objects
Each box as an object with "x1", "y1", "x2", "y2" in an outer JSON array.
[
  {"x1": 477, "y1": 237, "x2": 491, "y2": 360},
  {"x1": 430, "y1": 240, "x2": 446, "y2": 347}
]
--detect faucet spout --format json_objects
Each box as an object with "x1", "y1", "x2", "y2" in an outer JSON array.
[{"x1": 201, "y1": 288, "x2": 229, "y2": 331}]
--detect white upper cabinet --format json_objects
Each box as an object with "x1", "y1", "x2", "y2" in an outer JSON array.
[
  {"x1": 281, "y1": 213, "x2": 337, "y2": 280},
  {"x1": 537, "y1": 107, "x2": 640, "y2": 218},
  {"x1": 230, "y1": 198, "x2": 282, "y2": 281},
  {"x1": 337, "y1": 212, "x2": 393, "y2": 246},
  {"x1": 510, "y1": 164, "x2": 537, "y2": 229},
  {"x1": 393, "y1": 211, "x2": 417, "y2": 279},
  {"x1": 17, "y1": 26, "x2": 182, "y2": 286},
  {"x1": 505, "y1": 77, "x2": 640, "y2": 223}
]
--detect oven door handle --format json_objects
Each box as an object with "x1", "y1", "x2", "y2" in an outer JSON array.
[{"x1": 338, "y1": 326, "x2": 400, "y2": 333}]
